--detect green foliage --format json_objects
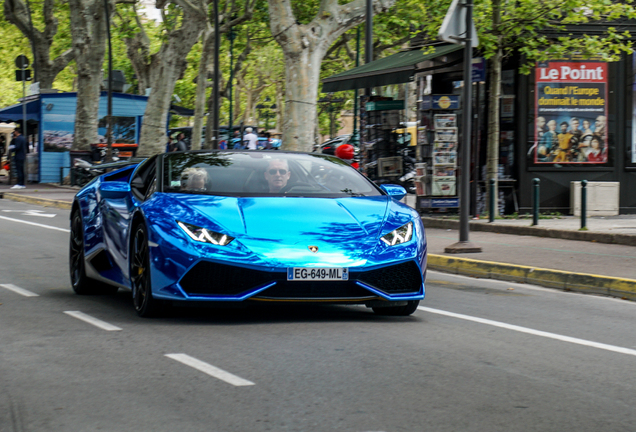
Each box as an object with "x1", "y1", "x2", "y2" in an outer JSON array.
[
  {"x1": 0, "y1": 13, "x2": 31, "y2": 107},
  {"x1": 421, "y1": 0, "x2": 636, "y2": 72}
]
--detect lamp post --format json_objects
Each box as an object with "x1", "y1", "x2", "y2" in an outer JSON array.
[
  {"x1": 350, "y1": 25, "x2": 361, "y2": 147},
  {"x1": 227, "y1": 27, "x2": 237, "y2": 137}
]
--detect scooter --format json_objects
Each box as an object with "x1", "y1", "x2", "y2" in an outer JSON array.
[{"x1": 72, "y1": 159, "x2": 108, "y2": 187}]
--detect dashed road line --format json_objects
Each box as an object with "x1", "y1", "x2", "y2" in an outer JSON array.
[
  {"x1": 418, "y1": 306, "x2": 636, "y2": 357},
  {"x1": 63, "y1": 311, "x2": 122, "y2": 331},
  {"x1": 0, "y1": 215, "x2": 69, "y2": 232},
  {"x1": 165, "y1": 353, "x2": 255, "y2": 386},
  {"x1": 0, "y1": 283, "x2": 39, "y2": 297}
]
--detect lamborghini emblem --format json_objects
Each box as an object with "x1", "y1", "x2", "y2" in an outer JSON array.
[{"x1": 308, "y1": 246, "x2": 319, "y2": 253}]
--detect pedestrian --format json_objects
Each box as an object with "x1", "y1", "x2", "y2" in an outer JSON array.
[
  {"x1": 166, "y1": 136, "x2": 175, "y2": 153},
  {"x1": 243, "y1": 127, "x2": 258, "y2": 150},
  {"x1": 175, "y1": 133, "x2": 187, "y2": 152},
  {"x1": 231, "y1": 130, "x2": 242, "y2": 149},
  {"x1": 9, "y1": 128, "x2": 26, "y2": 189}
]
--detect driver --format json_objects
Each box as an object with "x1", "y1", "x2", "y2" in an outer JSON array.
[{"x1": 264, "y1": 159, "x2": 291, "y2": 193}]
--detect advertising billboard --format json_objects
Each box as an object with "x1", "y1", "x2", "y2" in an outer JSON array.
[{"x1": 534, "y1": 61, "x2": 607, "y2": 164}]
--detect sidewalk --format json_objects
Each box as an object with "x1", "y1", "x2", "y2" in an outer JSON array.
[
  {"x1": 1, "y1": 177, "x2": 635, "y2": 301},
  {"x1": 0, "y1": 178, "x2": 76, "y2": 210}
]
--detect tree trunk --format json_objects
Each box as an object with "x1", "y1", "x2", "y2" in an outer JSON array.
[
  {"x1": 268, "y1": 0, "x2": 395, "y2": 152},
  {"x1": 192, "y1": 29, "x2": 214, "y2": 150},
  {"x1": 137, "y1": 9, "x2": 208, "y2": 156},
  {"x1": 120, "y1": 5, "x2": 152, "y2": 95},
  {"x1": 68, "y1": 0, "x2": 111, "y2": 150},
  {"x1": 281, "y1": 48, "x2": 324, "y2": 151}
]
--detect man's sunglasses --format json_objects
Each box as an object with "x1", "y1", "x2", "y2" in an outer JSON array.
[{"x1": 268, "y1": 168, "x2": 288, "y2": 175}]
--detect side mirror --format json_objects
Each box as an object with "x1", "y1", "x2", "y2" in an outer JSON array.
[
  {"x1": 99, "y1": 181, "x2": 131, "y2": 199},
  {"x1": 380, "y1": 184, "x2": 407, "y2": 201}
]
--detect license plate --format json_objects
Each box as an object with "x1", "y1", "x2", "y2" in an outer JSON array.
[{"x1": 287, "y1": 268, "x2": 349, "y2": 281}]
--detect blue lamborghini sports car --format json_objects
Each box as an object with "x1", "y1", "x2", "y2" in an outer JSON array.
[{"x1": 69, "y1": 151, "x2": 427, "y2": 317}]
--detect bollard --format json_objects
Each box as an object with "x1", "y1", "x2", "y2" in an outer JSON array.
[
  {"x1": 489, "y1": 178, "x2": 496, "y2": 223},
  {"x1": 580, "y1": 180, "x2": 587, "y2": 230},
  {"x1": 532, "y1": 178, "x2": 540, "y2": 226}
]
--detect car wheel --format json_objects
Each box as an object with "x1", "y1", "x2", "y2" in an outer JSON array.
[
  {"x1": 372, "y1": 300, "x2": 420, "y2": 316},
  {"x1": 69, "y1": 210, "x2": 118, "y2": 295},
  {"x1": 130, "y1": 223, "x2": 163, "y2": 317}
]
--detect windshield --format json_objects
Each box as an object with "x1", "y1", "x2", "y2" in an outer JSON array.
[{"x1": 162, "y1": 151, "x2": 383, "y2": 198}]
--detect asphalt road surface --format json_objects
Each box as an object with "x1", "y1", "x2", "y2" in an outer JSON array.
[{"x1": 1, "y1": 199, "x2": 635, "y2": 432}]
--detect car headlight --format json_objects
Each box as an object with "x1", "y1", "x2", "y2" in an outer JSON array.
[
  {"x1": 177, "y1": 221, "x2": 234, "y2": 246},
  {"x1": 381, "y1": 222, "x2": 413, "y2": 246}
]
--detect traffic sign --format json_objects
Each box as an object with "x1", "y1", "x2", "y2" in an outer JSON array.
[
  {"x1": 15, "y1": 55, "x2": 30, "y2": 69},
  {"x1": 438, "y1": 0, "x2": 479, "y2": 47}
]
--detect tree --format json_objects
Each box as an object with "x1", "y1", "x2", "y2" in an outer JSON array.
[
  {"x1": 268, "y1": 0, "x2": 396, "y2": 151},
  {"x1": 4, "y1": 0, "x2": 75, "y2": 90}
]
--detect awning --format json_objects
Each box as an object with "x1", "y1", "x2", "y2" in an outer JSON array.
[
  {"x1": 0, "y1": 99, "x2": 41, "y2": 123},
  {"x1": 322, "y1": 44, "x2": 463, "y2": 93}
]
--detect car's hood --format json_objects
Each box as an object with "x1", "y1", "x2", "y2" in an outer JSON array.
[{"x1": 161, "y1": 194, "x2": 393, "y2": 266}]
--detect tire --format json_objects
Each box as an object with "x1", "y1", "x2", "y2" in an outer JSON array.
[
  {"x1": 372, "y1": 300, "x2": 420, "y2": 316},
  {"x1": 130, "y1": 223, "x2": 163, "y2": 317},
  {"x1": 69, "y1": 210, "x2": 118, "y2": 295}
]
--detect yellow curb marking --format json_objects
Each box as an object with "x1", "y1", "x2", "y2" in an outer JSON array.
[{"x1": 428, "y1": 253, "x2": 636, "y2": 299}]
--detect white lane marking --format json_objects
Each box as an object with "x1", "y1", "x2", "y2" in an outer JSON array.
[
  {"x1": 418, "y1": 306, "x2": 636, "y2": 357},
  {"x1": 63, "y1": 311, "x2": 122, "y2": 331},
  {"x1": 165, "y1": 353, "x2": 255, "y2": 386},
  {"x1": 0, "y1": 215, "x2": 69, "y2": 232},
  {"x1": 2, "y1": 209, "x2": 56, "y2": 218},
  {"x1": 0, "y1": 283, "x2": 39, "y2": 297}
]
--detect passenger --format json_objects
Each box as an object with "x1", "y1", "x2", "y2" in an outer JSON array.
[
  {"x1": 264, "y1": 159, "x2": 291, "y2": 193},
  {"x1": 182, "y1": 168, "x2": 208, "y2": 191}
]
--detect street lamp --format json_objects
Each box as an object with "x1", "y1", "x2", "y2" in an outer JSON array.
[{"x1": 227, "y1": 27, "x2": 237, "y2": 137}]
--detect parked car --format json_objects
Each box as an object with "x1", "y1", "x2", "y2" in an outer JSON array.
[{"x1": 69, "y1": 150, "x2": 427, "y2": 317}]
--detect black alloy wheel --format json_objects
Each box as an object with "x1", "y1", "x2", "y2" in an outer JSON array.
[
  {"x1": 69, "y1": 210, "x2": 89, "y2": 294},
  {"x1": 131, "y1": 224, "x2": 162, "y2": 317},
  {"x1": 372, "y1": 300, "x2": 420, "y2": 316},
  {"x1": 69, "y1": 210, "x2": 119, "y2": 295}
]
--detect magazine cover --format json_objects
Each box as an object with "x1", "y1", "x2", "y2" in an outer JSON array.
[
  {"x1": 434, "y1": 114, "x2": 457, "y2": 129},
  {"x1": 432, "y1": 177, "x2": 457, "y2": 195},
  {"x1": 433, "y1": 141, "x2": 457, "y2": 152},
  {"x1": 435, "y1": 127, "x2": 458, "y2": 142},
  {"x1": 433, "y1": 152, "x2": 457, "y2": 165}
]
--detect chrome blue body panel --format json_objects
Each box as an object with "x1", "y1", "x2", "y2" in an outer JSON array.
[{"x1": 71, "y1": 153, "x2": 427, "y2": 304}]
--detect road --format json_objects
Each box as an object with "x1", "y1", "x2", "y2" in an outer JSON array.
[{"x1": 1, "y1": 199, "x2": 635, "y2": 432}]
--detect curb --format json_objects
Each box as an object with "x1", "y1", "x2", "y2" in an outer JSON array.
[
  {"x1": 2, "y1": 193, "x2": 72, "y2": 210},
  {"x1": 421, "y1": 217, "x2": 636, "y2": 247},
  {"x1": 428, "y1": 254, "x2": 636, "y2": 301}
]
